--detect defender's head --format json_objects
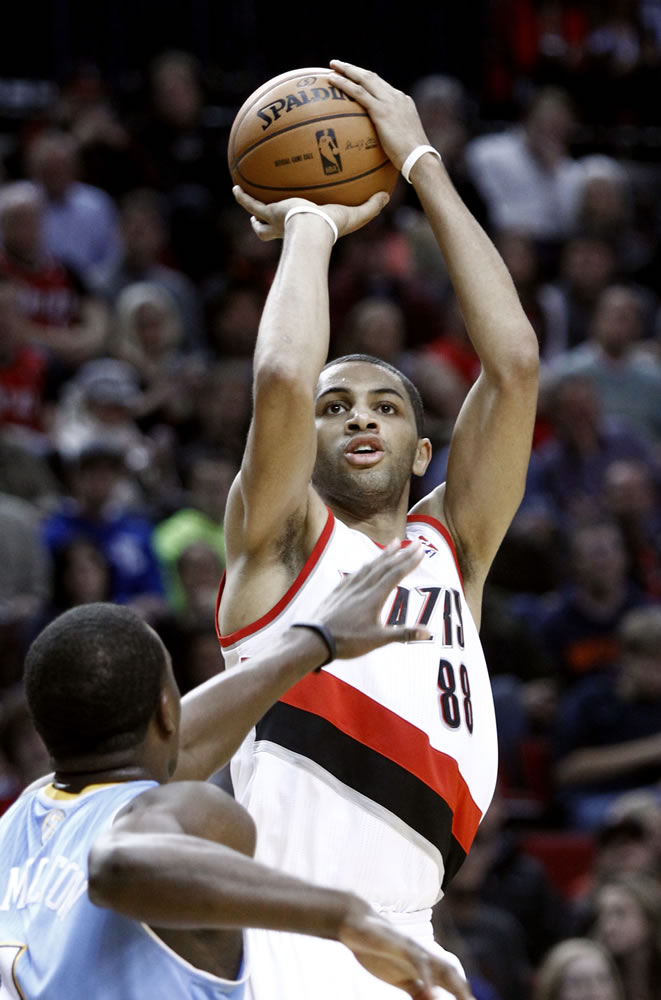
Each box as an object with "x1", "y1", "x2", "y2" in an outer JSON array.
[{"x1": 24, "y1": 602, "x2": 180, "y2": 780}]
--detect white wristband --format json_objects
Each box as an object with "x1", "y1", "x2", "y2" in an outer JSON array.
[
  {"x1": 284, "y1": 206, "x2": 338, "y2": 245},
  {"x1": 401, "y1": 145, "x2": 442, "y2": 184}
]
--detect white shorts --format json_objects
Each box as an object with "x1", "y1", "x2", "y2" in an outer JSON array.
[{"x1": 245, "y1": 909, "x2": 466, "y2": 1000}]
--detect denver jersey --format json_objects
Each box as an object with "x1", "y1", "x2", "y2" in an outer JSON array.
[
  {"x1": 217, "y1": 510, "x2": 498, "y2": 911},
  {"x1": 0, "y1": 781, "x2": 247, "y2": 999}
]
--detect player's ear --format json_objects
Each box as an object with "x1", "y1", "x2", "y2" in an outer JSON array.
[
  {"x1": 412, "y1": 437, "x2": 432, "y2": 477},
  {"x1": 156, "y1": 686, "x2": 178, "y2": 737}
]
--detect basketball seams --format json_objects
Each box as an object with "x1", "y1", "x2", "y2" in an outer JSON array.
[
  {"x1": 230, "y1": 111, "x2": 373, "y2": 169},
  {"x1": 228, "y1": 66, "x2": 398, "y2": 205},
  {"x1": 228, "y1": 68, "x2": 335, "y2": 163},
  {"x1": 233, "y1": 159, "x2": 395, "y2": 195}
]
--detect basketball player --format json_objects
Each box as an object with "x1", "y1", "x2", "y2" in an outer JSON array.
[
  {"x1": 0, "y1": 542, "x2": 474, "y2": 1000},
  {"x1": 217, "y1": 61, "x2": 539, "y2": 1000}
]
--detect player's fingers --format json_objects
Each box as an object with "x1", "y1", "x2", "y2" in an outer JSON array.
[
  {"x1": 327, "y1": 71, "x2": 369, "y2": 107},
  {"x1": 342, "y1": 191, "x2": 390, "y2": 233},
  {"x1": 249, "y1": 216, "x2": 279, "y2": 241},
  {"x1": 431, "y1": 959, "x2": 477, "y2": 1000},
  {"x1": 370, "y1": 624, "x2": 430, "y2": 646},
  {"x1": 330, "y1": 59, "x2": 380, "y2": 95},
  {"x1": 233, "y1": 185, "x2": 271, "y2": 221}
]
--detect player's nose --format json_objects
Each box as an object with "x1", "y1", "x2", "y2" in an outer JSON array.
[{"x1": 346, "y1": 408, "x2": 378, "y2": 430}]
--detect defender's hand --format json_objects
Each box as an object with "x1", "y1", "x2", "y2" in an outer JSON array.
[
  {"x1": 232, "y1": 185, "x2": 388, "y2": 242},
  {"x1": 340, "y1": 906, "x2": 476, "y2": 1000},
  {"x1": 320, "y1": 540, "x2": 431, "y2": 659},
  {"x1": 328, "y1": 60, "x2": 431, "y2": 171}
]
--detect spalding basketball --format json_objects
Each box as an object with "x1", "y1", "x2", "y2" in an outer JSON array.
[{"x1": 228, "y1": 67, "x2": 399, "y2": 206}]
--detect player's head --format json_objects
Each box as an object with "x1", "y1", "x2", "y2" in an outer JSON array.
[
  {"x1": 313, "y1": 354, "x2": 430, "y2": 515},
  {"x1": 24, "y1": 603, "x2": 179, "y2": 776},
  {"x1": 321, "y1": 354, "x2": 425, "y2": 436}
]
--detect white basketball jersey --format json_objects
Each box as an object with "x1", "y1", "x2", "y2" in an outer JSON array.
[{"x1": 217, "y1": 509, "x2": 498, "y2": 911}]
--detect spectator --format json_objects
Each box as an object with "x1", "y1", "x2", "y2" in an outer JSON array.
[
  {"x1": 25, "y1": 128, "x2": 122, "y2": 285},
  {"x1": 607, "y1": 788, "x2": 661, "y2": 872},
  {"x1": 109, "y1": 280, "x2": 201, "y2": 432},
  {"x1": 153, "y1": 449, "x2": 236, "y2": 611},
  {"x1": 587, "y1": 872, "x2": 661, "y2": 1000},
  {"x1": 495, "y1": 228, "x2": 569, "y2": 363},
  {"x1": 551, "y1": 283, "x2": 661, "y2": 444},
  {"x1": 0, "y1": 280, "x2": 48, "y2": 440},
  {"x1": 25, "y1": 536, "x2": 112, "y2": 646},
  {"x1": 399, "y1": 74, "x2": 489, "y2": 295},
  {"x1": 40, "y1": 441, "x2": 166, "y2": 617},
  {"x1": 176, "y1": 358, "x2": 252, "y2": 466},
  {"x1": 552, "y1": 604, "x2": 661, "y2": 830},
  {"x1": 465, "y1": 86, "x2": 584, "y2": 257},
  {"x1": 0, "y1": 492, "x2": 51, "y2": 688},
  {"x1": 570, "y1": 807, "x2": 661, "y2": 913},
  {"x1": 442, "y1": 807, "x2": 532, "y2": 1000},
  {"x1": 336, "y1": 295, "x2": 466, "y2": 454},
  {"x1": 204, "y1": 277, "x2": 266, "y2": 361},
  {"x1": 51, "y1": 357, "x2": 145, "y2": 464},
  {"x1": 518, "y1": 519, "x2": 650, "y2": 688},
  {"x1": 409, "y1": 73, "x2": 489, "y2": 230},
  {"x1": 604, "y1": 458, "x2": 661, "y2": 599},
  {"x1": 463, "y1": 788, "x2": 574, "y2": 967},
  {"x1": 0, "y1": 181, "x2": 109, "y2": 375},
  {"x1": 94, "y1": 187, "x2": 204, "y2": 350},
  {"x1": 532, "y1": 937, "x2": 624, "y2": 1000},
  {"x1": 0, "y1": 430, "x2": 60, "y2": 511},
  {"x1": 573, "y1": 154, "x2": 656, "y2": 282},
  {"x1": 128, "y1": 49, "x2": 231, "y2": 281},
  {"x1": 0, "y1": 685, "x2": 50, "y2": 805},
  {"x1": 545, "y1": 235, "x2": 619, "y2": 350},
  {"x1": 525, "y1": 371, "x2": 661, "y2": 532},
  {"x1": 50, "y1": 60, "x2": 146, "y2": 199}
]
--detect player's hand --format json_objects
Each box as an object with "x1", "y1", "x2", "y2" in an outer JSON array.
[
  {"x1": 232, "y1": 185, "x2": 388, "y2": 241},
  {"x1": 340, "y1": 907, "x2": 476, "y2": 1000},
  {"x1": 328, "y1": 60, "x2": 431, "y2": 171},
  {"x1": 319, "y1": 540, "x2": 431, "y2": 658}
]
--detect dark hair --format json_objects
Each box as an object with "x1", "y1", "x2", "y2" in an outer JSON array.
[
  {"x1": 322, "y1": 353, "x2": 425, "y2": 437},
  {"x1": 24, "y1": 602, "x2": 167, "y2": 759}
]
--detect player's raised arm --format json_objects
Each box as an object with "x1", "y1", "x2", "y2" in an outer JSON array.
[
  {"x1": 329, "y1": 62, "x2": 539, "y2": 604},
  {"x1": 225, "y1": 188, "x2": 388, "y2": 560}
]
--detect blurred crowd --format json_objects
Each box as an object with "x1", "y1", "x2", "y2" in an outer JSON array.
[{"x1": 3, "y1": 3, "x2": 661, "y2": 997}]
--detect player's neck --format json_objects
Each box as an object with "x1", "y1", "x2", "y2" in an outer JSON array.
[{"x1": 52, "y1": 753, "x2": 156, "y2": 793}]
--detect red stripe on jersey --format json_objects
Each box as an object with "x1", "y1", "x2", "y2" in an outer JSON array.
[
  {"x1": 216, "y1": 508, "x2": 335, "y2": 647},
  {"x1": 280, "y1": 670, "x2": 482, "y2": 853},
  {"x1": 407, "y1": 513, "x2": 464, "y2": 592}
]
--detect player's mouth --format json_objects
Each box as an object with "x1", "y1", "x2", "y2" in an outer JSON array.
[{"x1": 344, "y1": 435, "x2": 385, "y2": 466}]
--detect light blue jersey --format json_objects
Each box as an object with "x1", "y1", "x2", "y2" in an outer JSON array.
[{"x1": 0, "y1": 781, "x2": 247, "y2": 999}]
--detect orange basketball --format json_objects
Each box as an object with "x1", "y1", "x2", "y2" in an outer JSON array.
[{"x1": 228, "y1": 67, "x2": 398, "y2": 206}]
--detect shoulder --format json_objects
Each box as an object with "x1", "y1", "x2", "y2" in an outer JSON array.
[{"x1": 115, "y1": 780, "x2": 255, "y2": 852}]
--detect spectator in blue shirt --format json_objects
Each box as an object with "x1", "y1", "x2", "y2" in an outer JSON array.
[{"x1": 41, "y1": 441, "x2": 166, "y2": 619}]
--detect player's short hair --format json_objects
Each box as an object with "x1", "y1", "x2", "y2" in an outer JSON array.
[
  {"x1": 24, "y1": 603, "x2": 167, "y2": 759},
  {"x1": 322, "y1": 354, "x2": 425, "y2": 437}
]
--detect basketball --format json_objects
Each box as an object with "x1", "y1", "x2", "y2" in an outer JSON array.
[{"x1": 228, "y1": 67, "x2": 399, "y2": 206}]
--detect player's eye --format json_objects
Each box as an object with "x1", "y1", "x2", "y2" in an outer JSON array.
[
  {"x1": 325, "y1": 400, "x2": 347, "y2": 414},
  {"x1": 378, "y1": 402, "x2": 396, "y2": 414}
]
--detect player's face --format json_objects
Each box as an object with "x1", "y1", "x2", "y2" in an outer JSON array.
[{"x1": 313, "y1": 360, "x2": 428, "y2": 514}]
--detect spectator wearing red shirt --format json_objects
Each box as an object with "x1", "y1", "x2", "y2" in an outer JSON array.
[
  {"x1": 0, "y1": 181, "x2": 108, "y2": 375},
  {"x1": 0, "y1": 281, "x2": 47, "y2": 437}
]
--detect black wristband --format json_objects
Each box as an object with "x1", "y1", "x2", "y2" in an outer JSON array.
[{"x1": 292, "y1": 622, "x2": 337, "y2": 672}]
